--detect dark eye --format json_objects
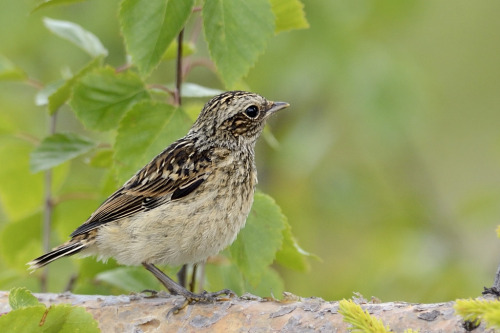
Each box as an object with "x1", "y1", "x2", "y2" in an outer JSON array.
[{"x1": 244, "y1": 105, "x2": 259, "y2": 118}]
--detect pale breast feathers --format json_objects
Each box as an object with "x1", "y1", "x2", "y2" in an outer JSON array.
[{"x1": 70, "y1": 139, "x2": 216, "y2": 237}]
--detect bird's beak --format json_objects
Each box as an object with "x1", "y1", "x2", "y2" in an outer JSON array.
[{"x1": 267, "y1": 101, "x2": 290, "y2": 114}]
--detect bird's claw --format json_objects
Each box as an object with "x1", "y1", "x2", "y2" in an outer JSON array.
[
  {"x1": 200, "y1": 288, "x2": 236, "y2": 299},
  {"x1": 140, "y1": 289, "x2": 159, "y2": 298},
  {"x1": 167, "y1": 289, "x2": 237, "y2": 316}
]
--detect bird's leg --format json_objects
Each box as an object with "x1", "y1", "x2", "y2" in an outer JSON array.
[
  {"x1": 142, "y1": 262, "x2": 236, "y2": 313},
  {"x1": 177, "y1": 264, "x2": 187, "y2": 288},
  {"x1": 143, "y1": 262, "x2": 192, "y2": 296},
  {"x1": 189, "y1": 264, "x2": 197, "y2": 292}
]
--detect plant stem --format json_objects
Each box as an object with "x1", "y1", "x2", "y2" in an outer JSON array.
[
  {"x1": 147, "y1": 83, "x2": 174, "y2": 96},
  {"x1": 174, "y1": 29, "x2": 184, "y2": 106},
  {"x1": 173, "y1": 27, "x2": 198, "y2": 290},
  {"x1": 40, "y1": 113, "x2": 57, "y2": 292},
  {"x1": 25, "y1": 77, "x2": 44, "y2": 90}
]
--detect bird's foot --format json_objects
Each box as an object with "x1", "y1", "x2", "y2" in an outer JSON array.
[
  {"x1": 140, "y1": 289, "x2": 159, "y2": 297},
  {"x1": 200, "y1": 288, "x2": 236, "y2": 300},
  {"x1": 168, "y1": 289, "x2": 236, "y2": 315},
  {"x1": 483, "y1": 286, "x2": 500, "y2": 297}
]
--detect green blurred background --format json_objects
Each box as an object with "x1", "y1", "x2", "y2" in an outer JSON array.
[{"x1": 1, "y1": 0, "x2": 500, "y2": 303}]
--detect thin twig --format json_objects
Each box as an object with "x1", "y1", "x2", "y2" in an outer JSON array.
[
  {"x1": 96, "y1": 142, "x2": 112, "y2": 149},
  {"x1": 174, "y1": 29, "x2": 184, "y2": 106},
  {"x1": 174, "y1": 27, "x2": 192, "y2": 287},
  {"x1": 52, "y1": 192, "x2": 100, "y2": 206},
  {"x1": 147, "y1": 84, "x2": 175, "y2": 96},
  {"x1": 183, "y1": 58, "x2": 217, "y2": 79},
  {"x1": 115, "y1": 63, "x2": 132, "y2": 73},
  {"x1": 25, "y1": 77, "x2": 44, "y2": 90},
  {"x1": 40, "y1": 113, "x2": 57, "y2": 292},
  {"x1": 14, "y1": 132, "x2": 40, "y2": 145}
]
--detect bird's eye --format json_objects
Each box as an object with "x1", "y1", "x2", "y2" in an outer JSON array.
[{"x1": 244, "y1": 105, "x2": 259, "y2": 118}]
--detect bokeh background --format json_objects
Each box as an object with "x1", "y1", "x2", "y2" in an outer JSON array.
[{"x1": 1, "y1": 0, "x2": 500, "y2": 303}]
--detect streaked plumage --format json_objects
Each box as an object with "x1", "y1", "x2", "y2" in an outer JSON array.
[{"x1": 28, "y1": 90, "x2": 289, "y2": 308}]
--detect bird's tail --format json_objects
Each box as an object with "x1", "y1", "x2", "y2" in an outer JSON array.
[{"x1": 27, "y1": 240, "x2": 87, "y2": 272}]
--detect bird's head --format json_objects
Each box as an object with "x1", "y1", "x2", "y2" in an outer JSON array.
[{"x1": 190, "y1": 91, "x2": 289, "y2": 149}]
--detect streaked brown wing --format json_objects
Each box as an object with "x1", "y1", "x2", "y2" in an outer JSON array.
[{"x1": 70, "y1": 138, "x2": 212, "y2": 237}]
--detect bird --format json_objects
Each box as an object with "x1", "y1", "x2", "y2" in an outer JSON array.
[{"x1": 28, "y1": 90, "x2": 289, "y2": 311}]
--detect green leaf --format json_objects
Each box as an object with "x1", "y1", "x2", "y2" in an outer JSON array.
[
  {"x1": 9, "y1": 287, "x2": 40, "y2": 310},
  {"x1": 0, "y1": 302, "x2": 100, "y2": 333},
  {"x1": 43, "y1": 17, "x2": 108, "y2": 58},
  {"x1": 119, "y1": 0, "x2": 194, "y2": 76},
  {"x1": 162, "y1": 41, "x2": 196, "y2": 61},
  {"x1": 244, "y1": 266, "x2": 284, "y2": 297},
  {"x1": 206, "y1": 256, "x2": 284, "y2": 297},
  {"x1": 0, "y1": 305, "x2": 47, "y2": 332},
  {"x1": 275, "y1": 220, "x2": 311, "y2": 272},
  {"x1": 30, "y1": 133, "x2": 96, "y2": 173},
  {"x1": 96, "y1": 267, "x2": 161, "y2": 292},
  {"x1": 88, "y1": 149, "x2": 113, "y2": 168},
  {"x1": 183, "y1": 101, "x2": 205, "y2": 122},
  {"x1": 52, "y1": 196, "x2": 103, "y2": 241},
  {"x1": 0, "y1": 213, "x2": 42, "y2": 271},
  {"x1": 76, "y1": 258, "x2": 119, "y2": 281},
  {"x1": 0, "y1": 55, "x2": 26, "y2": 81},
  {"x1": 113, "y1": 100, "x2": 191, "y2": 184},
  {"x1": 270, "y1": 0, "x2": 309, "y2": 33},
  {"x1": 40, "y1": 304, "x2": 100, "y2": 333},
  {"x1": 70, "y1": 66, "x2": 150, "y2": 131},
  {"x1": 203, "y1": 0, "x2": 275, "y2": 88},
  {"x1": 33, "y1": 0, "x2": 87, "y2": 12},
  {"x1": 230, "y1": 192, "x2": 286, "y2": 284},
  {"x1": 0, "y1": 139, "x2": 69, "y2": 220},
  {"x1": 205, "y1": 260, "x2": 245, "y2": 296},
  {"x1": 48, "y1": 56, "x2": 103, "y2": 114},
  {"x1": 35, "y1": 79, "x2": 65, "y2": 106}
]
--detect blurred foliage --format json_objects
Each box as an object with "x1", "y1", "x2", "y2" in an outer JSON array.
[
  {"x1": 0, "y1": 0, "x2": 309, "y2": 301},
  {"x1": 0, "y1": 287, "x2": 100, "y2": 332},
  {"x1": 0, "y1": 0, "x2": 499, "y2": 304},
  {"x1": 455, "y1": 298, "x2": 500, "y2": 329}
]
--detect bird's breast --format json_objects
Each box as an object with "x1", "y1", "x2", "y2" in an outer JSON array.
[{"x1": 94, "y1": 151, "x2": 257, "y2": 267}]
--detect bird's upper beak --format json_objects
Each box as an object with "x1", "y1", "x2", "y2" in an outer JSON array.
[{"x1": 267, "y1": 101, "x2": 290, "y2": 115}]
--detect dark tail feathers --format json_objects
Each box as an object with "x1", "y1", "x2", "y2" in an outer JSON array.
[{"x1": 27, "y1": 241, "x2": 86, "y2": 272}]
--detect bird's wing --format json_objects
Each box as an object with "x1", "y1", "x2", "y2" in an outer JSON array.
[{"x1": 70, "y1": 139, "x2": 215, "y2": 237}]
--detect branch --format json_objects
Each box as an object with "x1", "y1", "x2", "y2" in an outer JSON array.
[
  {"x1": 0, "y1": 292, "x2": 493, "y2": 332},
  {"x1": 40, "y1": 113, "x2": 57, "y2": 292}
]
